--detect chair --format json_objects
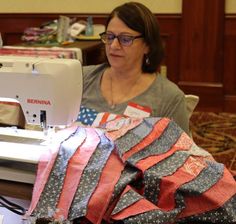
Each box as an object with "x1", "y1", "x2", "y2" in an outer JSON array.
[
  {"x1": 185, "y1": 94, "x2": 199, "y2": 120},
  {"x1": 185, "y1": 94, "x2": 199, "y2": 138}
]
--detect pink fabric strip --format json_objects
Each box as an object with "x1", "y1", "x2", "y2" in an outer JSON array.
[
  {"x1": 86, "y1": 151, "x2": 124, "y2": 224},
  {"x1": 54, "y1": 127, "x2": 100, "y2": 220},
  {"x1": 106, "y1": 117, "x2": 143, "y2": 141},
  {"x1": 26, "y1": 146, "x2": 59, "y2": 216}
]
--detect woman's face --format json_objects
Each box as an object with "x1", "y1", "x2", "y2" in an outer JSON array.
[{"x1": 105, "y1": 16, "x2": 149, "y2": 72}]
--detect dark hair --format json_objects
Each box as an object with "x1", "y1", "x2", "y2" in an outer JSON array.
[{"x1": 105, "y1": 2, "x2": 165, "y2": 73}]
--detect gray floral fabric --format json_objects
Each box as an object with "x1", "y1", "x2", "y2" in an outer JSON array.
[
  {"x1": 111, "y1": 165, "x2": 139, "y2": 202},
  {"x1": 177, "y1": 194, "x2": 236, "y2": 224},
  {"x1": 112, "y1": 189, "x2": 143, "y2": 215}
]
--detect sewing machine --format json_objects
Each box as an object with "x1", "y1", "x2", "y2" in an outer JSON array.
[
  {"x1": 0, "y1": 55, "x2": 82, "y2": 129},
  {"x1": 0, "y1": 56, "x2": 83, "y2": 184}
]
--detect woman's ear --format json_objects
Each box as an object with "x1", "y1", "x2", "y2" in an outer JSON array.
[{"x1": 144, "y1": 43, "x2": 150, "y2": 54}]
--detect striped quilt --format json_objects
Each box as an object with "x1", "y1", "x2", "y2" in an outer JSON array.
[{"x1": 26, "y1": 117, "x2": 236, "y2": 224}]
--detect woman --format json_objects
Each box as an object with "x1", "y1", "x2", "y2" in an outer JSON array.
[{"x1": 78, "y1": 2, "x2": 189, "y2": 135}]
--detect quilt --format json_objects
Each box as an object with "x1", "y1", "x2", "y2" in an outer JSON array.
[{"x1": 25, "y1": 117, "x2": 236, "y2": 224}]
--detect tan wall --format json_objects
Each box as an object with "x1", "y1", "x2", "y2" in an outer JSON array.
[
  {"x1": 0, "y1": 0, "x2": 182, "y2": 13},
  {"x1": 225, "y1": 0, "x2": 236, "y2": 13},
  {"x1": 1, "y1": 0, "x2": 235, "y2": 14}
]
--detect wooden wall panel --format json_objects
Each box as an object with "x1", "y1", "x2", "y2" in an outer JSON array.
[
  {"x1": 224, "y1": 15, "x2": 236, "y2": 112},
  {"x1": 157, "y1": 15, "x2": 181, "y2": 83},
  {"x1": 179, "y1": 0, "x2": 225, "y2": 111}
]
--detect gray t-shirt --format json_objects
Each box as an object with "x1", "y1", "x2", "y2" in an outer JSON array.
[{"x1": 81, "y1": 63, "x2": 189, "y2": 134}]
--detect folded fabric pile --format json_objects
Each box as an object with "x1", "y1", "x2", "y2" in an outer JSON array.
[
  {"x1": 21, "y1": 21, "x2": 58, "y2": 44},
  {"x1": 25, "y1": 117, "x2": 236, "y2": 223},
  {"x1": 0, "y1": 46, "x2": 82, "y2": 61}
]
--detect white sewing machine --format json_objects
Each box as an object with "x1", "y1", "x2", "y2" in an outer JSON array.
[
  {"x1": 0, "y1": 56, "x2": 82, "y2": 128},
  {"x1": 0, "y1": 56, "x2": 83, "y2": 183}
]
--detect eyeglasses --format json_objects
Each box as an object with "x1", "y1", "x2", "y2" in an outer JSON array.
[{"x1": 99, "y1": 32, "x2": 143, "y2": 46}]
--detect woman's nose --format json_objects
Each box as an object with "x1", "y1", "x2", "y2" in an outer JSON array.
[{"x1": 110, "y1": 37, "x2": 121, "y2": 49}]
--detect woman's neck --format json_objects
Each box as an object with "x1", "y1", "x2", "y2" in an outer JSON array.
[{"x1": 108, "y1": 67, "x2": 143, "y2": 84}]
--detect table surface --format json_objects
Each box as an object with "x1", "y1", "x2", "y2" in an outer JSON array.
[
  {"x1": 20, "y1": 40, "x2": 102, "y2": 49},
  {"x1": 19, "y1": 40, "x2": 105, "y2": 65},
  {"x1": 0, "y1": 179, "x2": 33, "y2": 200},
  {"x1": 65, "y1": 40, "x2": 103, "y2": 50}
]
